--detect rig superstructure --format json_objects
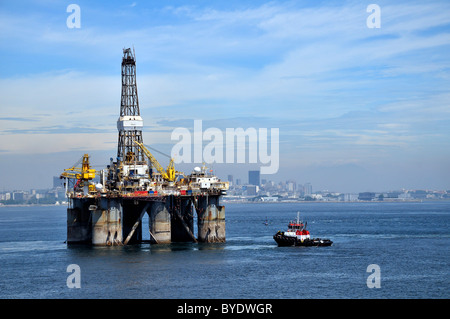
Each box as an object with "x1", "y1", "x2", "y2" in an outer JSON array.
[{"x1": 61, "y1": 48, "x2": 228, "y2": 245}]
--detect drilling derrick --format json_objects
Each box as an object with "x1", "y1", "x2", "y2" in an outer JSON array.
[
  {"x1": 117, "y1": 48, "x2": 145, "y2": 164},
  {"x1": 115, "y1": 48, "x2": 150, "y2": 191}
]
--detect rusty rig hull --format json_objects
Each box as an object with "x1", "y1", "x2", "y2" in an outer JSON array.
[{"x1": 66, "y1": 193, "x2": 225, "y2": 246}]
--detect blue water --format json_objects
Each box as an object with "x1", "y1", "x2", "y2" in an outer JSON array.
[{"x1": 0, "y1": 201, "x2": 448, "y2": 299}]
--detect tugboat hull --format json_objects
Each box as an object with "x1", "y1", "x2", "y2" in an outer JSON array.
[{"x1": 273, "y1": 232, "x2": 332, "y2": 247}]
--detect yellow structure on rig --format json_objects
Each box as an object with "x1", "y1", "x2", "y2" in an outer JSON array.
[
  {"x1": 60, "y1": 154, "x2": 96, "y2": 180},
  {"x1": 60, "y1": 154, "x2": 97, "y2": 192},
  {"x1": 133, "y1": 141, "x2": 178, "y2": 182}
]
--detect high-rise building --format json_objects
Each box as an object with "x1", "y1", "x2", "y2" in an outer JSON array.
[
  {"x1": 227, "y1": 175, "x2": 233, "y2": 187},
  {"x1": 287, "y1": 180, "x2": 296, "y2": 192},
  {"x1": 12, "y1": 191, "x2": 24, "y2": 201},
  {"x1": 248, "y1": 170, "x2": 260, "y2": 186},
  {"x1": 304, "y1": 182, "x2": 312, "y2": 195}
]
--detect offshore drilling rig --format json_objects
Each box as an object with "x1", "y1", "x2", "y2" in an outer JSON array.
[{"x1": 61, "y1": 48, "x2": 228, "y2": 245}]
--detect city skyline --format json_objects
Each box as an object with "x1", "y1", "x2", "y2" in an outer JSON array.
[
  {"x1": 2, "y1": 175, "x2": 449, "y2": 205},
  {"x1": 1, "y1": 169, "x2": 449, "y2": 196},
  {"x1": 0, "y1": 1, "x2": 449, "y2": 193}
]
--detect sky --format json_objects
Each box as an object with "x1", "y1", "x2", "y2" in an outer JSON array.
[{"x1": 0, "y1": 0, "x2": 449, "y2": 193}]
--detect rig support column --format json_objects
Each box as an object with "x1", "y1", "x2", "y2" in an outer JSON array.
[
  {"x1": 196, "y1": 194, "x2": 225, "y2": 243},
  {"x1": 150, "y1": 201, "x2": 171, "y2": 244},
  {"x1": 91, "y1": 198, "x2": 123, "y2": 246},
  {"x1": 67, "y1": 198, "x2": 92, "y2": 244}
]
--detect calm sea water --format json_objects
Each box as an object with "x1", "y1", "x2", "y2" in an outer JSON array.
[{"x1": 0, "y1": 201, "x2": 448, "y2": 299}]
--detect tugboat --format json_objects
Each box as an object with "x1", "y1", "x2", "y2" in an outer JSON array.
[{"x1": 273, "y1": 212, "x2": 332, "y2": 247}]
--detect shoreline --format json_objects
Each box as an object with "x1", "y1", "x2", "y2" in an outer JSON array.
[
  {"x1": 1, "y1": 199, "x2": 449, "y2": 207},
  {"x1": 0, "y1": 203, "x2": 67, "y2": 208},
  {"x1": 222, "y1": 199, "x2": 449, "y2": 204}
]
